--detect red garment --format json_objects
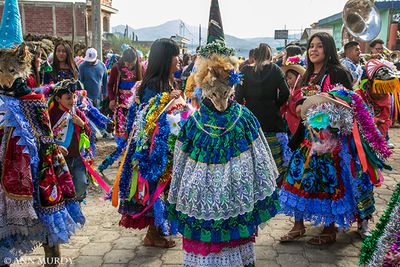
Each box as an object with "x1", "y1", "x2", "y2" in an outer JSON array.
[
  {"x1": 1, "y1": 131, "x2": 33, "y2": 198},
  {"x1": 356, "y1": 90, "x2": 391, "y2": 137},
  {"x1": 26, "y1": 74, "x2": 37, "y2": 89},
  {"x1": 107, "y1": 64, "x2": 120, "y2": 101},
  {"x1": 281, "y1": 87, "x2": 303, "y2": 134},
  {"x1": 372, "y1": 95, "x2": 391, "y2": 137}
]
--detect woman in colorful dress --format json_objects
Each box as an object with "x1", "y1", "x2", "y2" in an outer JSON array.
[
  {"x1": 167, "y1": 42, "x2": 281, "y2": 266},
  {"x1": 235, "y1": 43, "x2": 291, "y2": 185},
  {"x1": 107, "y1": 47, "x2": 143, "y2": 141},
  {"x1": 113, "y1": 38, "x2": 182, "y2": 248},
  {"x1": 279, "y1": 87, "x2": 391, "y2": 245},
  {"x1": 43, "y1": 41, "x2": 78, "y2": 85}
]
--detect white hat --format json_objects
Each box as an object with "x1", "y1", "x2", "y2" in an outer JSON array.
[{"x1": 84, "y1": 48, "x2": 98, "y2": 62}]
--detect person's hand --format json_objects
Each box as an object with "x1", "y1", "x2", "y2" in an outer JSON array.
[
  {"x1": 58, "y1": 146, "x2": 69, "y2": 156},
  {"x1": 35, "y1": 52, "x2": 42, "y2": 71},
  {"x1": 376, "y1": 119, "x2": 385, "y2": 125},
  {"x1": 109, "y1": 99, "x2": 116, "y2": 111},
  {"x1": 72, "y1": 114, "x2": 85, "y2": 128},
  {"x1": 169, "y1": 89, "x2": 182, "y2": 100}
]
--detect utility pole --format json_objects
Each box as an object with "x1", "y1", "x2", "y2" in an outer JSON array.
[{"x1": 91, "y1": 0, "x2": 102, "y2": 59}]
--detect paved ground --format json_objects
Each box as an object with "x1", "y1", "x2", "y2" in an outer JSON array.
[{"x1": 12, "y1": 128, "x2": 400, "y2": 267}]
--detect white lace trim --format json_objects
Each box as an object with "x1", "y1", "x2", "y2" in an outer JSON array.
[
  {"x1": 169, "y1": 135, "x2": 278, "y2": 220},
  {"x1": 183, "y1": 242, "x2": 255, "y2": 267},
  {"x1": 0, "y1": 183, "x2": 41, "y2": 240}
]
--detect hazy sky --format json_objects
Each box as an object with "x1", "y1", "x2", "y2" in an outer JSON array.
[{"x1": 110, "y1": 0, "x2": 349, "y2": 38}]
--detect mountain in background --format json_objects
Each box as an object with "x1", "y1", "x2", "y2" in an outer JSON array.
[{"x1": 112, "y1": 20, "x2": 301, "y2": 56}]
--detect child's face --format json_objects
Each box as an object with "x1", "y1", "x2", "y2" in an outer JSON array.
[
  {"x1": 56, "y1": 93, "x2": 75, "y2": 110},
  {"x1": 286, "y1": 71, "x2": 298, "y2": 88}
]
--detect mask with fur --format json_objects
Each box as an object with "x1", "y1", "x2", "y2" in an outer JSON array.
[
  {"x1": 195, "y1": 54, "x2": 238, "y2": 111},
  {"x1": 0, "y1": 43, "x2": 32, "y2": 89}
]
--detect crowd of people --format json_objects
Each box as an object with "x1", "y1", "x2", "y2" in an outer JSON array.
[{"x1": 1, "y1": 0, "x2": 400, "y2": 266}]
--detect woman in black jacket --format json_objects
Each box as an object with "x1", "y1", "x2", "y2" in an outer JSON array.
[{"x1": 236, "y1": 43, "x2": 291, "y2": 184}]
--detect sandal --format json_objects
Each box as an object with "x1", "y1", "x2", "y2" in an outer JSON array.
[
  {"x1": 307, "y1": 233, "x2": 336, "y2": 245},
  {"x1": 280, "y1": 228, "x2": 306, "y2": 242}
]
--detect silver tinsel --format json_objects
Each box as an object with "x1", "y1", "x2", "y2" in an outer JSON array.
[
  {"x1": 367, "y1": 202, "x2": 400, "y2": 267},
  {"x1": 305, "y1": 103, "x2": 354, "y2": 135}
]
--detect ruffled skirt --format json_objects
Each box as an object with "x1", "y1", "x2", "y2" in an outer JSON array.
[
  {"x1": 264, "y1": 132, "x2": 292, "y2": 185},
  {"x1": 280, "y1": 138, "x2": 375, "y2": 229},
  {"x1": 183, "y1": 241, "x2": 255, "y2": 267}
]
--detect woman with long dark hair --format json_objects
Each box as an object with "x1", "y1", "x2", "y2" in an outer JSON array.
[
  {"x1": 43, "y1": 41, "x2": 78, "y2": 84},
  {"x1": 236, "y1": 43, "x2": 291, "y2": 184},
  {"x1": 107, "y1": 47, "x2": 143, "y2": 139},
  {"x1": 301, "y1": 32, "x2": 352, "y2": 93},
  {"x1": 116, "y1": 38, "x2": 181, "y2": 249},
  {"x1": 279, "y1": 33, "x2": 370, "y2": 245},
  {"x1": 136, "y1": 38, "x2": 181, "y2": 102}
]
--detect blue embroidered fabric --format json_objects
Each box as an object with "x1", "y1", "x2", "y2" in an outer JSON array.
[
  {"x1": 177, "y1": 102, "x2": 261, "y2": 164},
  {"x1": 280, "y1": 140, "x2": 359, "y2": 229}
]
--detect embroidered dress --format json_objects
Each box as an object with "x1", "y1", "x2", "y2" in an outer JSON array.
[
  {"x1": 168, "y1": 100, "x2": 280, "y2": 267},
  {"x1": 114, "y1": 67, "x2": 137, "y2": 141},
  {"x1": 280, "y1": 89, "x2": 391, "y2": 229},
  {"x1": 43, "y1": 68, "x2": 75, "y2": 85},
  {"x1": 0, "y1": 92, "x2": 84, "y2": 263}
]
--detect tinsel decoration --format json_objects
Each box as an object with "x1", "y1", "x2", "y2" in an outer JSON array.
[
  {"x1": 305, "y1": 102, "x2": 354, "y2": 135},
  {"x1": 198, "y1": 42, "x2": 235, "y2": 58},
  {"x1": 366, "y1": 202, "x2": 400, "y2": 267},
  {"x1": 349, "y1": 92, "x2": 392, "y2": 159},
  {"x1": 134, "y1": 103, "x2": 170, "y2": 182},
  {"x1": 97, "y1": 103, "x2": 139, "y2": 172},
  {"x1": 382, "y1": 232, "x2": 400, "y2": 266},
  {"x1": 97, "y1": 142, "x2": 127, "y2": 172},
  {"x1": 360, "y1": 182, "x2": 400, "y2": 264},
  {"x1": 85, "y1": 105, "x2": 112, "y2": 131}
]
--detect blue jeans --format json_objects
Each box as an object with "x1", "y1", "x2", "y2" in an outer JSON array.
[{"x1": 66, "y1": 157, "x2": 88, "y2": 202}]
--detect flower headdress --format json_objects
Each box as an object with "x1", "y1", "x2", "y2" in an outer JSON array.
[{"x1": 48, "y1": 79, "x2": 84, "y2": 110}]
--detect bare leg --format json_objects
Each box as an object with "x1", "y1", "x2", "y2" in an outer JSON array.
[
  {"x1": 43, "y1": 243, "x2": 61, "y2": 267},
  {"x1": 280, "y1": 220, "x2": 306, "y2": 242},
  {"x1": 308, "y1": 223, "x2": 337, "y2": 245}
]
